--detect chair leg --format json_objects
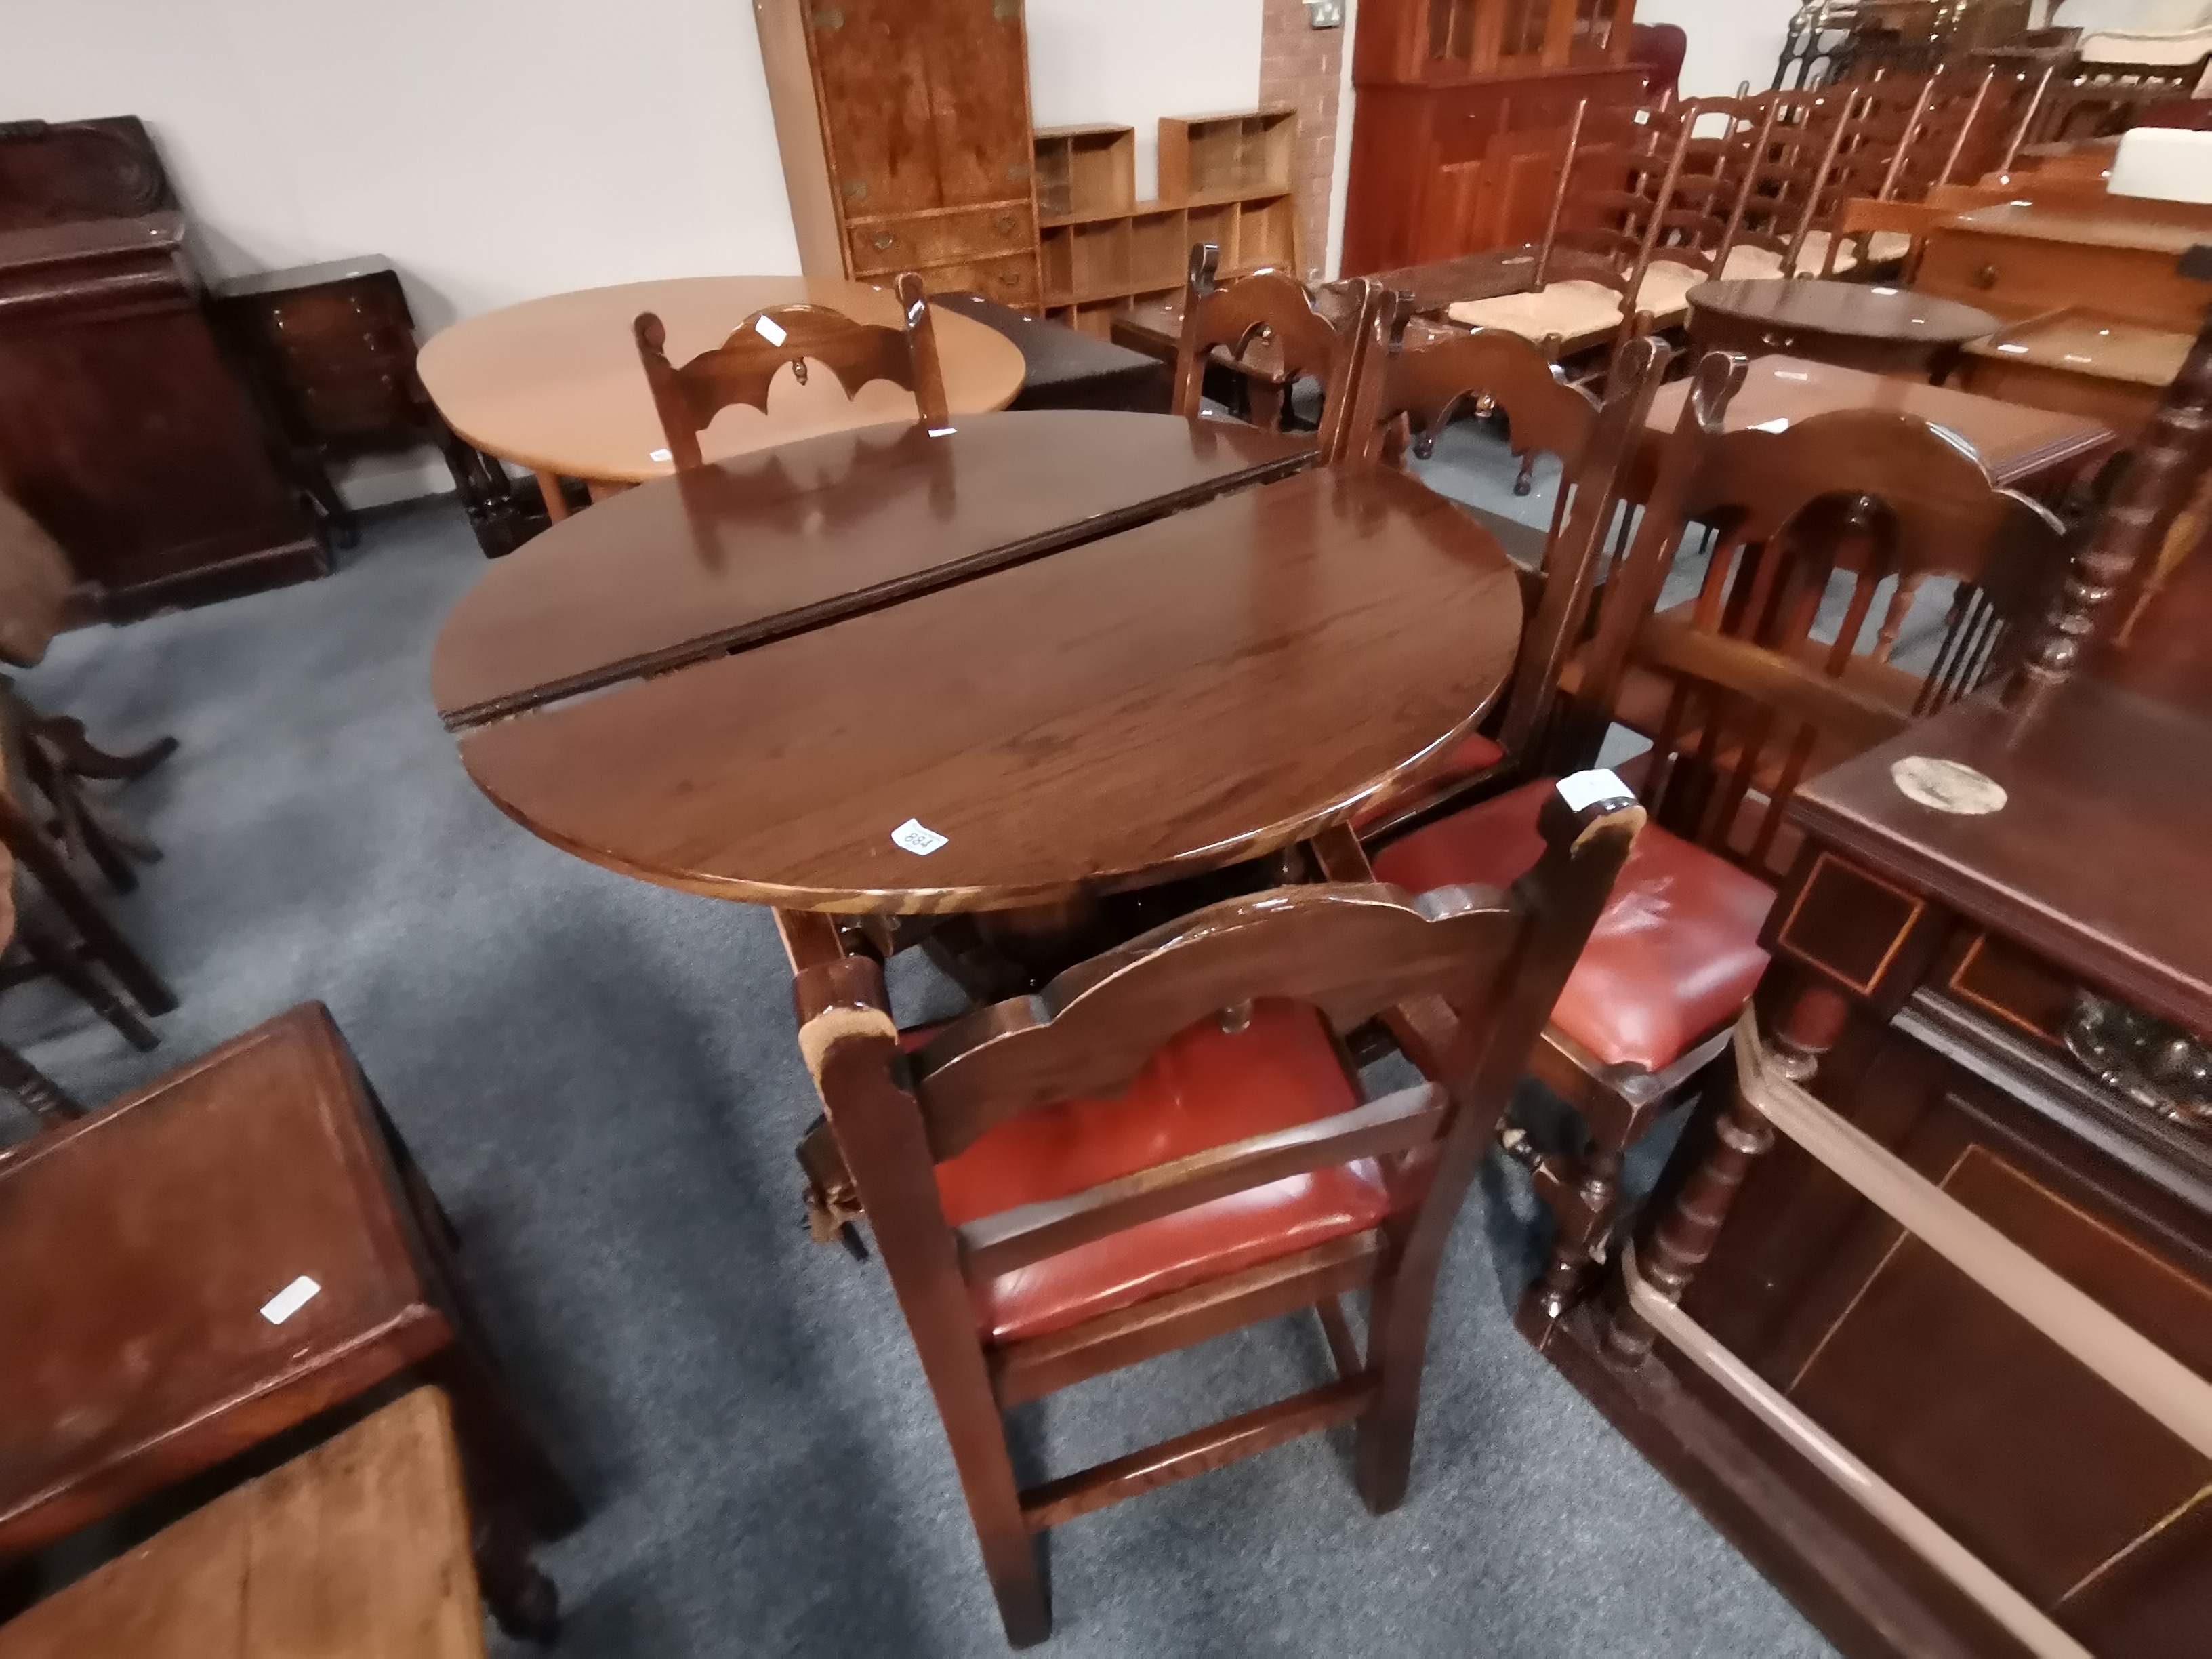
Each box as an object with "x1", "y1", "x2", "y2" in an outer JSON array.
[
  {"x1": 472, "y1": 1498, "x2": 560, "y2": 1644},
  {"x1": 1531, "y1": 1143, "x2": 1624, "y2": 1322},
  {"x1": 14, "y1": 923, "x2": 159, "y2": 1051},
  {"x1": 0, "y1": 1033, "x2": 82, "y2": 1126},
  {"x1": 1353, "y1": 1263, "x2": 1437, "y2": 1516},
  {"x1": 0, "y1": 804, "x2": 177, "y2": 1016},
  {"x1": 30, "y1": 714, "x2": 178, "y2": 781}
]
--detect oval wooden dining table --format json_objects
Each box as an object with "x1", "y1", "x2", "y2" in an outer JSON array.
[
  {"x1": 432, "y1": 409, "x2": 1521, "y2": 927},
  {"x1": 415, "y1": 275, "x2": 1028, "y2": 510}
]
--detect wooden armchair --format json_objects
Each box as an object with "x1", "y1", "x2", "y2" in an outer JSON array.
[
  {"x1": 1372, "y1": 350, "x2": 2066, "y2": 1326},
  {"x1": 0, "y1": 1391, "x2": 497, "y2": 1658},
  {"x1": 1171, "y1": 244, "x2": 1381, "y2": 463},
  {"x1": 0, "y1": 1006, "x2": 577, "y2": 1641},
  {"x1": 1346, "y1": 330, "x2": 1671, "y2": 838},
  {"x1": 794, "y1": 790, "x2": 1645, "y2": 1645},
  {"x1": 634, "y1": 270, "x2": 949, "y2": 471}
]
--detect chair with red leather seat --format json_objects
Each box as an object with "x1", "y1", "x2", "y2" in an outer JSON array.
[
  {"x1": 1371, "y1": 350, "x2": 1980, "y2": 1327},
  {"x1": 1348, "y1": 331, "x2": 1669, "y2": 841},
  {"x1": 792, "y1": 780, "x2": 1645, "y2": 1646}
]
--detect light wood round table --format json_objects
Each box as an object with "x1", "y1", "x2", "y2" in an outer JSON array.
[
  {"x1": 433, "y1": 410, "x2": 1520, "y2": 918},
  {"x1": 415, "y1": 276, "x2": 1028, "y2": 502}
]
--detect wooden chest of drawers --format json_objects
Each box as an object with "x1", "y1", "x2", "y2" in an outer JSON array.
[
  {"x1": 757, "y1": 0, "x2": 1044, "y2": 310},
  {"x1": 1917, "y1": 203, "x2": 2212, "y2": 329}
]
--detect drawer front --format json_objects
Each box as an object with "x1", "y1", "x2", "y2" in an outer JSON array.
[
  {"x1": 917, "y1": 251, "x2": 1038, "y2": 308},
  {"x1": 848, "y1": 204, "x2": 1033, "y2": 276},
  {"x1": 1917, "y1": 230, "x2": 2206, "y2": 330}
]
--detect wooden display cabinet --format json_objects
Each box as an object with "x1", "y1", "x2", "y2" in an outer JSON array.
[
  {"x1": 756, "y1": 0, "x2": 1044, "y2": 310},
  {"x1": 1343, "y1": 0, "x2": 1650, "y2": 274}
]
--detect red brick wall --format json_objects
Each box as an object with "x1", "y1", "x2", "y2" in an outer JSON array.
[{"x1": 1258, "y1": 0, "x2": 1345, "y2": 280}]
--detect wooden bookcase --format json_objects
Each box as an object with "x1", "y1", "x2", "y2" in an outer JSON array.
[{"x1": 1035, "y1": 108, "x2": 1303, "y2": 337}]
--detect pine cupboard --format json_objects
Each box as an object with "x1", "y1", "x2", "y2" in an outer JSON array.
[{"x1": 754, "y1": 0, "x2": 1044, "y2": 311}]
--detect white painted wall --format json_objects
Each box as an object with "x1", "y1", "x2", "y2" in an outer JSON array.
[
  {"x1": 1636, "y1": 0, "x2": 1799, "y2": 99},
  {"x1": 1028, "y1": 2, "x2": 1264, "y2": 200},
  {"x1": 0, "y1": 0, "x2": 1263, "y2": 501}
]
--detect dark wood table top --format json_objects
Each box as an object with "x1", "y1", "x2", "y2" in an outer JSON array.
[
  {"x1": 432, "y1": 410, "x2": 1311, "y2": 726},
  {"x1": 1685, "y1": 279, "x2": 2001, "y2": 346},
  {"x1": 1642, "y1": 356, "x2": 2116, "y2": 491},
  {"x1": 441, "y1": 414, "x2": 1521, "y2": 914},
  {"x1": 1366, "y1": 246, "x2": 1543, "y2": 315},
  {"x1": 1790, "y1": 549, "x2": 2212, "y2": 1042}
]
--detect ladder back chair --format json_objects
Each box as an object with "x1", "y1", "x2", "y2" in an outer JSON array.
[
  {"x1": 1446, "y1": 101, "x2": 1688, "y2": 378},
  {"x1": 1372, "y1": 350, "x2": 2060, "y2": 1324},
  {"x1": 794, "y1": 793, "x2": 1645, "y2": 1646},
  {"x1": 634, "y1": 270, "x2": 949, "y2": 472},
  {"x1": 1717, "y1": 87, "x2": 1858, "y2": 279},
  {"x1": 1346, "y1": 330, "x2": 1671, "y2": 838},
  {"x1": 1628, "y1": 95, "x2": 1782, "y2": 319},
  {"x1": 1171, "y1": 243, "x2": 1381, "y2": 464}
]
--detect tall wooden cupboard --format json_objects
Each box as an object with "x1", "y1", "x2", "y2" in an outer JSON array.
[
  {"x1": 1342, "y1": 0, "x2": 1650, "y2": 274},
  {"x1": 754, "y1": 0, "x2": 1044, "y2": 311}
]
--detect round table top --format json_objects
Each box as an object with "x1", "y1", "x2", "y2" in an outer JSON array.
[
  {"x1": 1685, "y1": 278, "x2": 2001, "y2": 345},
  {"x1": 415, "y1": 276, "x2": 1028, "y2": 484},
  {"x1": 436, "y1": 411, "x2": 1520, "y2": 914}
]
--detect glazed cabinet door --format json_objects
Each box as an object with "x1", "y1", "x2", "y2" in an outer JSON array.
[
  {"x1": 807, "y1": 0, "x2": 941, "y2": 217},
  {"x1": 922, "y1": 0, "x2": 1036, "y2": 207}
]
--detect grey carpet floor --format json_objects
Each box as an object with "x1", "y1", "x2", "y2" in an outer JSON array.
[{"x1": 9, "y1": 449, "x2": 1835, "y2": 1656}]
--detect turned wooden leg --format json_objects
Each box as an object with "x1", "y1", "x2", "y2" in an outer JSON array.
[
  {"x1": 1533, "y1": 1143, "x2": 1623, "y2": 1322},
  {"x1": 1603, "y1": 984, "x2": 1847, "y2": 1364}
]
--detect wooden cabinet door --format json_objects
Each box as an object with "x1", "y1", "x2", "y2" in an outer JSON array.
[
  {"x1": 808, "y1": 0, "x2": 941, "y2": 217},
  {"x1": 920, "y1": 0, "x2": 1034, "y2": 207}
]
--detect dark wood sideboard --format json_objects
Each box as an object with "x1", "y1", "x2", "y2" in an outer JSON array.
[
  {"x1": 1340, "y1": 0, "x2": 1650, "y2": 275},
  {"x1": 0, "y1": 117, "x2": 321, "y2": 620},
  {"x1": 1536, "y1": 302, "x2": 2212, "y2": 1656}
]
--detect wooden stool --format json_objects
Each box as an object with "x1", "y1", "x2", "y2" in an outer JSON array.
[
  {"x1": 0, "y1": 1006, "x2": 578, "y2": 1639},
  {"x1": 0, "y1": 1391, "x2": 495, "y2": 1657}
]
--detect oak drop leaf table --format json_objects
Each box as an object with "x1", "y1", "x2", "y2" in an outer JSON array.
[
  {"x1": 432, "y1": 410, "x2": 1521, "y2": 940},
  {"x1": 415, "y1": 276, "x2": 1027, "y2": 521}
]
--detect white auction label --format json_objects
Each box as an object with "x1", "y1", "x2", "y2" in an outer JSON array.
[
  {"x1": 1891, "y1": 756, "x2": 2007, "y2": 815},
  {"x1": 890, "y1": 818, "x2": 949, "y2": 855},
  {"x1": 753, "y1": 314, "x2": 788, "y2": 346},
  {"x1": 1557, "y1": 769, "x2": 1631, "y2": 811},
  {"x1": 260, "y1": 1275, "x2": 322, "y2": 1326}
]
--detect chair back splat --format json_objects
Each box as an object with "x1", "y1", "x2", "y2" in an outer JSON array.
[
  {"x1": 634, "y1": 270, "x2": 949, "y2": 471},
  {"x1": 794, "y1": 788, "x2": 1643, "y2": 1645},
  {"x1": 1172, "y1": 242, "x2": 1382, "y2": 464}
]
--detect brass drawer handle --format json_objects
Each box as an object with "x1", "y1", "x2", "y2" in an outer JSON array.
[
  {"x1": 872, "y1": 233, "x2": 895, "y2": 251},
  {"x1": 995, "y1": 214, "x2": 1016, "y2": 234},
  {"x1": 1970, "y1": 263, "x2": 1999, "y2": 290},
  {"x1": 999, "y1": 271, "x2": 1021, "y2": 287}
]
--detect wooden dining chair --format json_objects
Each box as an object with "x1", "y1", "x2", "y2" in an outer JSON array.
[
  {"x1": 0, "y1": 1391, "x2": 497, "y2": 1658},
  {"x1": 0, "y1": 1004, "x2": 578, "y2": 1641},
  {"x1": 0, "y1": 491, "x2": 173, "y2": 891},
  {"x1": 794, "y1": 786, "x2": 1645, "y2": 1645},
  {"x1": 1712, "y1": 87, "x2": 1856, "y2": 280},
  {"x1": 1370, "y1": 350, "x2": 2062, "y2": 1326},
  {"x1": 634, "y1": 270, "x2": 949, "y2": 472},
  {"x1": 1170, "y1": 243, "x2": 1381, "y2": 463},
  {"x1": 1345, "y1": 330, "x2": 1670, "y2": 839}
]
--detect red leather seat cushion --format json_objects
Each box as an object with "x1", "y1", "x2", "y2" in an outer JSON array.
[
  {"x1": 1372, "y1": 778, "x2": 1775, "y2": 1072},
  {"x1": 933, "y1": 1000, "x2": 1392, "y2": 1344},
  {"x1": 1351, "y1": 731, "x2": 1507, "y2": 830}
]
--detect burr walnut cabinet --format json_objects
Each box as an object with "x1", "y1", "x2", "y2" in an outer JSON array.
[{"x1": 754, "y1": 0, "x2": 1044, "y2": 312}]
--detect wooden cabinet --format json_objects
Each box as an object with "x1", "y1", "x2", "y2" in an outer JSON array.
[
  {"x1": 0, "y1": 118, "x2": 322, "y2": 620},
  {"x1": 756, "y1": 0, "x2": 1044, "y2": 311},
  {"x1": 1342, "y1": 0, "x2": 1648, "y2": 274},
  {"x1": 1917, "y1": 205, "x2": 2212, "y2": 329}
]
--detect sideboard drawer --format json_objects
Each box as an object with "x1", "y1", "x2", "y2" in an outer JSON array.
[{"x1": 918, "y1": 251, "x2": 1039, "y2": 308}]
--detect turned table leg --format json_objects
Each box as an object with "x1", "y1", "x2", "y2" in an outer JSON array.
[{"x1": 1603, "y1": 979, "x2": 1849, "y2": 1364}]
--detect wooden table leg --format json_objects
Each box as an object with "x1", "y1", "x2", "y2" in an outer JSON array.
[{"x1": 534, "y1": 470, "x2": 570, "y2": 524}]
